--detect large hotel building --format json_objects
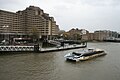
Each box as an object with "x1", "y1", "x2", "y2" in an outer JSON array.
[{"x1": 0, "y1": 6, "x2": 59, "y2": 41}]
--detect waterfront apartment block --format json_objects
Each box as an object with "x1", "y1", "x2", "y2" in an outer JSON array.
[
  {"x1": 94, "y1": 30, "x2": 119, "y2": 41},
  {"x1": 82, "y1": 30, "x2": 119, "y2": 41},
  {"x1": 0, "y1": 6, "x2": 59, "y2": 41},
  {"x1": 61, "y1": 28, "x2": 89, "y2": 40}
]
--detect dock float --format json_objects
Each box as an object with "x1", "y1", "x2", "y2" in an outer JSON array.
[{"x1": 0, "y1": 44, "x2": 87, "y2": 53}]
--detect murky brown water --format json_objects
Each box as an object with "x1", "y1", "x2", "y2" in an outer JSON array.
[{"x1": 0, "y1": 42, "x2": 120, "y2": 80}]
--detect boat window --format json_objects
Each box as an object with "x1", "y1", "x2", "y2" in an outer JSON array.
[
  {"x1": 88, "y1": 49, "x2": 94, "y2": 52},
  {"x1": 72, "y1": 52, "x2": 81, "y2": 56}
]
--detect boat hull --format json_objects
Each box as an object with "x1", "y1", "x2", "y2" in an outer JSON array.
[
  {"x1": 64, "y1": 49, "x2": 107, "y2": 62},
  {"x1": 79, "y1": 52, "x2": 106, "y2": 61}
]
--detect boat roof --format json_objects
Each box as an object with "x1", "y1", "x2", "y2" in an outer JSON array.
[{"x1": 71, "y1": 48, "x2": 103, "y2": 55}]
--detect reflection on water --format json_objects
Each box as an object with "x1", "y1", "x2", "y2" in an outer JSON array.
[{"x1": 0, "y1": 42, "x2": 120, "y2": 80}]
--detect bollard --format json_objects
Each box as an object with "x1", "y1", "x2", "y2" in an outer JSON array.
[{"x1": 34, "y1": 44, "x2": 39, "y2": 52}]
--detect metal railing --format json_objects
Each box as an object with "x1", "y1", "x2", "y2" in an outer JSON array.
[{"x1": 0, "y1": 46, "x2": 34, "y2": 51}]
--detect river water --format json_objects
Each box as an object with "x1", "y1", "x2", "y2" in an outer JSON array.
[{"x1": 0, "y1": 42, "x2": 120, "y2": 80}]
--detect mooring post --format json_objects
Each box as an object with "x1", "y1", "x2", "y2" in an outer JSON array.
[
  {"x1": 34, "y1": 44, "x2": 39, "y2": 52},
  {"x1": 85, "y1": 42, "x2": 87, "y2": 47}
]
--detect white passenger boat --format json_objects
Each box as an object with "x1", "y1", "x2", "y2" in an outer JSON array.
[{"x1": 64, "y1": 48, "x2": 106, "y2": 62}]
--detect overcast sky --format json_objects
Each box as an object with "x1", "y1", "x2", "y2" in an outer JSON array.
[{"x1": 0, "y1": 0, "x2": 120, "y2": 32}]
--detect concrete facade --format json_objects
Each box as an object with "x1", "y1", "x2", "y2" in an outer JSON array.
[
  {"x1": 0, "y1": 6, "x2": 59, "y2": 39},
  {"x1": 94, "y1": 30, "x2": 119, "y2": 41},
  {"x1": 80, "y1": 30, "x2": 119, "y2": 41}
]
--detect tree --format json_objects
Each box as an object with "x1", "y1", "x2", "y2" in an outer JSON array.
[
  {"x1": 63, "y1": 33, "x2": 70, "y2": 40},
  {"x1": 73, "y1": 33, "x2": 81, "y2": 40},
  {"x1": 31, "y1": 26, "x2": 39, "y2": 43}
]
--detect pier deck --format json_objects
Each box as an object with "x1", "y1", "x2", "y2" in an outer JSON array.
[{"x1": 0, "y1": 44, "x2": 87, "y2": 53}]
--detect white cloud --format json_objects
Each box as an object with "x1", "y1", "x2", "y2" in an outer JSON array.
[{"x1": 0, "y1": 0, "x2": 120, "y2": 32}]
